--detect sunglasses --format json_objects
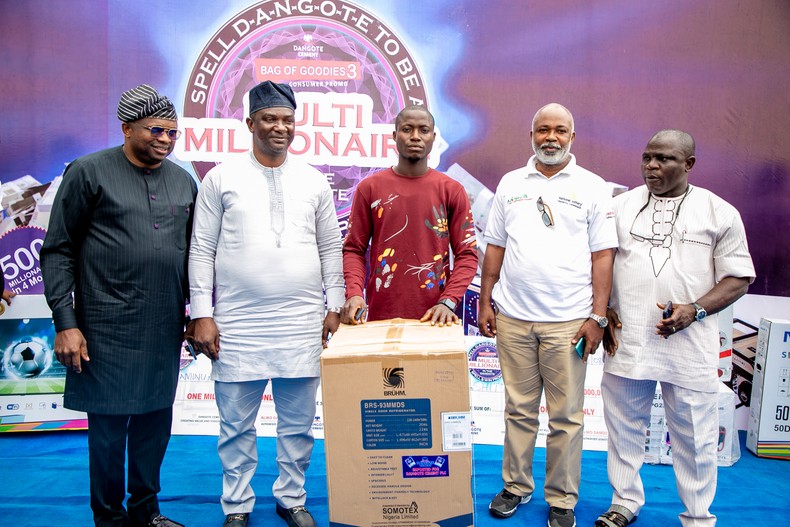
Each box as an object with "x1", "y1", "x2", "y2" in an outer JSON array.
[
  {"x1": 536, "y1": 196, "x2": 554, "y2": 227},
  {"x1": 141, "y1": 125, "x2": 182, "y2": 140}
]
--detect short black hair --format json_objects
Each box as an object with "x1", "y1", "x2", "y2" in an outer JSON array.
[{"x1": 395, "y1": 105, "x2": 435, "y2": 129}]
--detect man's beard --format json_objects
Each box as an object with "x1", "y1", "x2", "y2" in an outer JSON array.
[{"x1": 533, "y1": 141, "x2": 571, "y2": 166}]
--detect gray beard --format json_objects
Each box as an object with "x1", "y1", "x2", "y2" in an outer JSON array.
[{"x1": 533, "y1": 144, "x2": 571, "y2": 166}]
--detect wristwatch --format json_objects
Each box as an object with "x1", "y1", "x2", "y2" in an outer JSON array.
[
  {"x1": 589, "y1": 313, "x2": 609, "y2": 328},
  {"x1": 437, "y1": 298, "x2": 457, "y2": 311},
  {"x1": 327, "y1": 307, "x2": 342, "y2": 314},
  {"x1": 692, "y1": 302, "x2": 707, "y2": 321}
]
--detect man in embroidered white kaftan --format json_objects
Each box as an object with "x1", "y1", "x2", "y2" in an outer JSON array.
[
  {"x1": 188, "y1": 81, "x2": 344, "y2": 527},
  {"x1": 595, "y1": 130, "x2": 755, "y2": 527}
]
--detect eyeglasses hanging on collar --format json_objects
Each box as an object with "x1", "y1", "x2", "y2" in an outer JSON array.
[{"x1": 537, "y1": 196, "x2": 554, "y2": 227}]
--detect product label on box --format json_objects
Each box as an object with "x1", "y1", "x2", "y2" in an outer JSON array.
[
  {"x1": 442, "y1": 411, "x2": 472, "y2": 451},
  {"x1": 361, "y1": 398, "x2": 431, "y2": 450},
  {"x1": 401, "y1": 455, "x2": 449, "y2": 478}
]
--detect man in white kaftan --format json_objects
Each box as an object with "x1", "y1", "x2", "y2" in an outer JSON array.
[
  {"x1": 188, "y1": 81, "x2": 343, "y2": 527},
  {"x1": 596, "y1": 130, "x2": 754, "y2": 527}
]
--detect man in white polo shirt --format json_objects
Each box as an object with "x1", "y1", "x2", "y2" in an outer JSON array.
[{"x1": 478, "y1": 103, "x2": 617, "y2": 527}]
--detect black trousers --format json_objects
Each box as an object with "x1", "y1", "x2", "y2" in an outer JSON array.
[{"x1": 87, "y1": 407, "x2": 173, "y2": 527}]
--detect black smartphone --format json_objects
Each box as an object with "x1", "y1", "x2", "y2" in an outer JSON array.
[
  {"x1": 574, "y1": 337, "x2": 586, "y2": 359},
  {"x1": 662, "y1": 301, "x2": 674, "y2": 319},
  {"x1": 354, "y1": 307, "x2": 365, "y2": 322}
]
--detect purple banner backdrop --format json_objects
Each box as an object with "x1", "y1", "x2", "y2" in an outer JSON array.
[{"x1": 2, "y1": 0, "x2": 788, "y2": 300}]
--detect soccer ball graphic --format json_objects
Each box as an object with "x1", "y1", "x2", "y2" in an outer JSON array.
[{"x1": 5, "y1": 338, "x2": 52, "y2": 378}]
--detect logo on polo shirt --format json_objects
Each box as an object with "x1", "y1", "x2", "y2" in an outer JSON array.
[
  {"x1": 557, "y1": 195, "x2": 582, "y2": 209},
  {"x1": 506, "y1": 193, "x2": 531, "y2": 205}
]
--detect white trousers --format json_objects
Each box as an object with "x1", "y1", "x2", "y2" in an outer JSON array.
[
  {"x1": 215, "y1": 377, "x2": 320, "y2": 515},
  {"x1": 601, "y1": 372, "x2": 718, "y2": 527}
]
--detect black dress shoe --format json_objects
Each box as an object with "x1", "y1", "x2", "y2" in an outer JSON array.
[
  {"x1": 276, "y1": 504, "x2": 316, "y2": 527},
  {"x1": 223, "y1": 513, "x2": 249, "y2": 527},
  {"x1": 144, "y1": 514, "x2": 185, "y2": 527}
]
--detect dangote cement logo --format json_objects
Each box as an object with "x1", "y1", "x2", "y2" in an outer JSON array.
[
  {"x1": 383, "y1": 367, "x2": 405, "y2": 395},
  {"x1": 382, "y1": 501, "x2": 419, "y2": 520}
]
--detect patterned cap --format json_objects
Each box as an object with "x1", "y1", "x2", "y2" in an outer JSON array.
[
  {"x1": 117, "y1": 84, "x2": 177, "y2": 122},
  {"x1": 248, "y1": 81, "x2": 297, "y2": 116}
]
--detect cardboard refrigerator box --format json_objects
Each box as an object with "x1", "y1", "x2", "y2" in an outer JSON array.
[
  {"x1": 746, "y1": 318, "x2": 790, "y2": 460},
  {"x1": 321, "y1": 319, "x2": 474, "y2": 527}
]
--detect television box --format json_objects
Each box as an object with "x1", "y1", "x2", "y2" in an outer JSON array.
[
  {"x1": 321, "y1": 319, "x2": 473, "y2": 527},
  {"x1": 746, "y1": 318, "x2": 790, "y2": 460}
]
